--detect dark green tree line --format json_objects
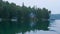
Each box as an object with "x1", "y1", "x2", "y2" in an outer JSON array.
[
  {"x1": 0, "y1": 0, "x2": 51, "y2": 34},
  {"x1": 0, "y1": 0, "x2": 51, "y2": 25}
]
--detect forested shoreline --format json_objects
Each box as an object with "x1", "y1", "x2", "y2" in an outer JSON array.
[
  {"x1": 0, "y1": 0, "x2": 51, "y2": 22},
  {"x1": 0, "y1": 0, "x2": 51, "y2": 34}
]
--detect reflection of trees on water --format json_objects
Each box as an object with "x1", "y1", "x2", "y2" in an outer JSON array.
[
  {"x1": 0, "y1": 9, "x2": 50, "y2": 34},
  {"x1": 0, "y1": 20, "x2": 49, "y2": 34},
  {"x1": 0, "y1": 0, "x2": 51, "y2": 34}
]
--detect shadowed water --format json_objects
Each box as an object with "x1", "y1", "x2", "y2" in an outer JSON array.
[
  {"x1": 17, "y1": 20, "x2": 60, "y2": 34},
  {"x1": 0, "y1": 18, "x2": 60, "y2": 34},
  {"x1": 0, "y1": 20, "x2": 49, "y2": 34}
]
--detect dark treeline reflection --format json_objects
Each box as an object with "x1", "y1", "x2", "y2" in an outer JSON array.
[
  {"x1": 0, "y1": 21, "x2": 49, "y2": 34},
  {"x1": 0, "y1": 0, "x2": 51, "y2": 34}
]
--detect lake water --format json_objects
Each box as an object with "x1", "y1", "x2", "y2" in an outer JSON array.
[
  {"x1": 0, "y1": 20, "x2": 60, "y2": 34},
  {"x1": 17, "y1": 20, "x2": 60, "y2": 34}
]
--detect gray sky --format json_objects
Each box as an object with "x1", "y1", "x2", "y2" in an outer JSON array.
[{"x1": 3, "y1": 0, "x2": 60, "y2": 14}]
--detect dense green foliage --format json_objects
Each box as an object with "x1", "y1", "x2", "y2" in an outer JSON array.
[
  {"x1": 0, "y1": 0, "x2": 51, "y2": 22},
  {"x1": 0, "y1": 0, "x2": 51, "y2": 34}
]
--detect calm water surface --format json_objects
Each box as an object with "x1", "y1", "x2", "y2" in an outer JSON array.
[
  {"x1": 17, "y1": 20, "x2": 60, "y2": 34},
  {"x1": 0, "y1": 20, "x2": 60, "y2": 34}
]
